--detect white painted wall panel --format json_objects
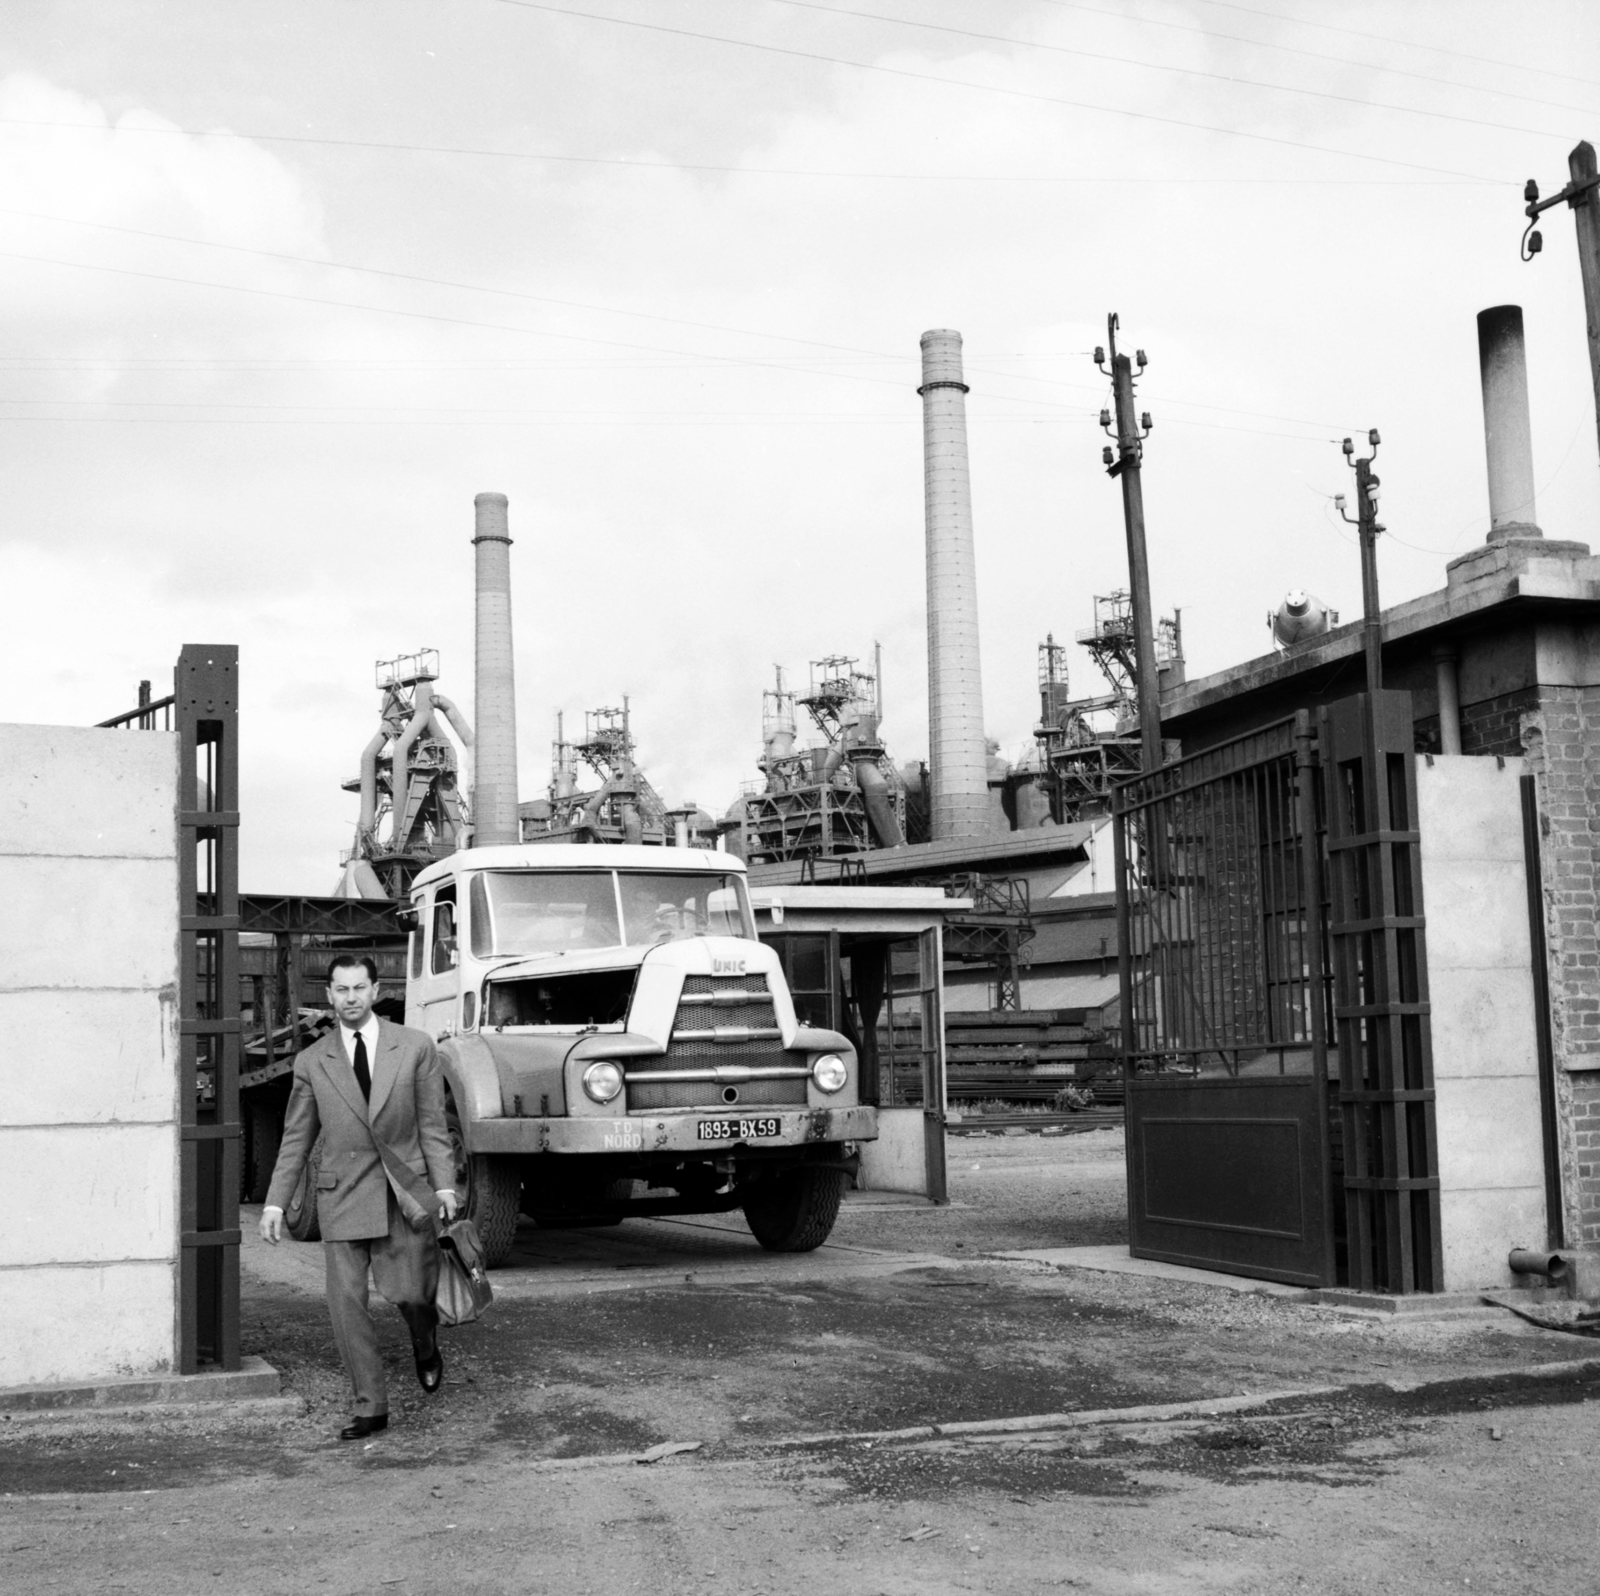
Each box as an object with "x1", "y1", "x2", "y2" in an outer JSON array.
[{"x1": 1416, "y1": 754, "x2": 1546, "y2": 1292}]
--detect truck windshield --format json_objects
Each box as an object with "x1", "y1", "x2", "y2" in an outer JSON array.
[
  {"x1": 470, "y1": 871, "x2": 619, "y2": 956},
  {"x1": 616, "y1": 871, "x2": 752, "y2": 944},
  {"x1": 469, "y1": 868, "x2": 754, "y2": 956}
]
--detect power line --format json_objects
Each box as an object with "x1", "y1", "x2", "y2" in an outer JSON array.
[
  {"x1": 1033, "y1": 0, "x2": 1600, "y2": 119},
  {"x1": 0, "y1": 206, "x2": 903, "y2": 364},
  {"x1": 0, "y1": 247, "x2": 923, "y2": 394},
  {"x1": 0, "y1": 117, "x2": 1485, "y2": 186},
  {"x1": 765, "y1": 0, "x2": 1579, "y2": 141},
  {"x1": 493, "y1": 0, "x2": 1508, "y2": 183},
  {"x1": 1189, "y1": 0, "x2": 1600, "y2": 95}
]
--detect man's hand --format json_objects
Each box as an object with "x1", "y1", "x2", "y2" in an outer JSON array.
[
  {"x1": 259, "y1": 1206, "x2": 285, "y2": 1245},
  {"x1": 436, "y1": 1190, "x2": 460, "y2": 1223}
]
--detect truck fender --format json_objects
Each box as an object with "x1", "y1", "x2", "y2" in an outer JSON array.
[
  {"x1": 791, "y1": 1025, "x2": 859, "y2": 1109},
  {"x1": 438, "y1": 1034, "x2": 516, "y2": 1124}
]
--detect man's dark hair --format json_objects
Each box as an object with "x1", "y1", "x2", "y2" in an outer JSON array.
[{"x1": 326, "y1": 953, "x2": 379, "y2": 985}]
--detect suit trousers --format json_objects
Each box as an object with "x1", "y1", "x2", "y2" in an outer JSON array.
[{"x1": 324, "y1": 1192, "x2": 440, "y2": 1417}]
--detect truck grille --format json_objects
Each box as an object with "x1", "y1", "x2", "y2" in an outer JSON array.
[{"x1": 626, "y1": 973, "x2": 806, "y2": 1111}]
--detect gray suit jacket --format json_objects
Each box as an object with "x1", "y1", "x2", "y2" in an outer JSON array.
[{"x1": 265, "y1": 1017, "x2": 456, "y2": 1241}]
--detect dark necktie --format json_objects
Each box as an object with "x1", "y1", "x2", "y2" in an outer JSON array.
[{"x1": 352, "y1": 1033, "x2": 372, "y2": 1102}]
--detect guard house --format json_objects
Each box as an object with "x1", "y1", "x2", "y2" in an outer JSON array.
[
  {"x1": 1119, "y1": 306, "x2": 1600, "y2": 1295},
  {"x1": 748, "y1": 885, "x2": 967, "y2": 1204}
]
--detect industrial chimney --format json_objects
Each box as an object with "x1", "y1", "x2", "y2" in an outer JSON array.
[
  {"x1": 1477, "y1": 306, "x2": 1542, "y2": 541},
  {"x1": 472, "y1": 491, "x2": 520, "y2": 846},
  {"x1": 918, "y1": 329, "x2": 992, "y2": 840}
]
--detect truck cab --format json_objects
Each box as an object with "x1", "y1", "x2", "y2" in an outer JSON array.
[{"x1": 405, "y1": 845, "x2": 876, "y2": 1263}]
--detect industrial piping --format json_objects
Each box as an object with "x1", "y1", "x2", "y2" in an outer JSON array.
[
  {"x1": 472, "y1": 492, "x2": 521, "y2": 847},
  {"x1": 918, "y1": 329, "x2": 992, "y2": 840},
  {"x1": 1477, "y1": 306, "x2": 1542, "y2": 541}
]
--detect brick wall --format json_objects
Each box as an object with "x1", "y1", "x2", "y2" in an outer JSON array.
[{"x1": 1514, "y1": 684, "x2": 1600, "y2": 1245}]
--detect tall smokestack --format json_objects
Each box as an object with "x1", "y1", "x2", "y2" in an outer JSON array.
[
  {"x1": 1477, "y1": 306, "x2": 1542, "y2": 541},
  {"x1": 918, "y1": 329, "x2": 991, "y2": 839},
  {"x1": 472, "y1": 491, "x2": 520, "y2": 846}
]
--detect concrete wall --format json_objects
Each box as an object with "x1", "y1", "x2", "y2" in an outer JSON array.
[
  {"x1": 1416, "y1": 755, "x2": 1547, "y2": 1290},
  {"x1": 0, "y1": 724, "x2": 180, "y2": 1388}
]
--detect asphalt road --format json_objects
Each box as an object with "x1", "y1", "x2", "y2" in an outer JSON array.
[{"x1": 4, "y1": 1130, "x2": 1599, "y2": 1594}]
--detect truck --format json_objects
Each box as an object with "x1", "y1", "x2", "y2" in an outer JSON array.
[{"x1": 364, "y1": 843, "x2": 876, "y2": 1265}]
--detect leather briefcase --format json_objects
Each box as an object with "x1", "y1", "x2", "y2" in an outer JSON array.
[{"x1": 436, "y1": 1218, "x2": 494, "y2": 1327}]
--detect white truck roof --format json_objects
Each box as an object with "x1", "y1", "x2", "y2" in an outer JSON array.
[{"x1": 410, "y1": 843, "x2": 744, "y2": 894}]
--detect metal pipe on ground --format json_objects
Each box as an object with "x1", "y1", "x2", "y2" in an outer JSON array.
[
  {"x1": 472, "y1": 492, "x2": 520, "y2": 846},
  {"x1": 919, "y1": 329, "x2": 992, "y2": 840},
  {"x1": 1477, "y1": 306, "x2": 1542, "y2": 541},
  {"x1": 1509, "y1": 1247, "x2": 1570, "y2": 1283}
]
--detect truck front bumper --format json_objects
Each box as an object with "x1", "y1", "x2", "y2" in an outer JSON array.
[{"x1": 467, "y1": 1104, "x2": 878, "y2": 1156}]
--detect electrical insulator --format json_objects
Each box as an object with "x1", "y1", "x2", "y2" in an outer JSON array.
[
  {"x1": 1135, "y1": 349, "x2": 1147, "y2": 369},
  {"x1": 1093, "y1": 346, "x2": 1104, "y2": 364},
  {"x1": 1368, "y1": 428, "x2": 1381, "y2": 447},
  {"x1": 1140, "y1": 411, "x2": 1152, "y2": 432},
  {"x1": 1102, "y1": 445, "x2": 1114, "y2": 466},
  {"x1": 1525, "y1": 178, "x2": 1539, "y2": 204},
  {"x1": 1530, "y1": 230, "x2": 1543, "y2": 254},
  {"x1": 1341, "y1": 437, "x2": 1354, "y2": 456},
  {"x1": 1098, "y1": 408, "x2": 1111, "y2": 427}
]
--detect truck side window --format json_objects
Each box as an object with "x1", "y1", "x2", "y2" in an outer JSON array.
[
  {"x1": 431, "y1": 884, "x2": 458, "y2": 975},
  {"x1": 409, "y1": 899, "x2": 426, "y2": 980}
]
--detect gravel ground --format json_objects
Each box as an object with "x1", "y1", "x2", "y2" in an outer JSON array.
[{"x1": 4, "y1": 1126, "x2": 1598, "y2": 1593}]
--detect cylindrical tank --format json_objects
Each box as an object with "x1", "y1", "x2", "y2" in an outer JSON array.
[
  {"x1": 1271, "y1": 590, "x2": 1336, "y2": 649},
  {"x1": 472, "y1": 492, "x2": 520, "y2": 846},
  {"x1": 919, "y1": 329, "x2": 992, "y2": 840}
]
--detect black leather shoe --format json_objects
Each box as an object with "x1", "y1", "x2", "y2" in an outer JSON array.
[
  {"x1": 416, "y1": 1344, "x2": 444, "y2": 1395},
  {"x1": 340, "y1": 1414, "x2": 389, "y2": 1441}
]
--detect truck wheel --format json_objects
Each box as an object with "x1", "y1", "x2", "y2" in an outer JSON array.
[
  {"x1": 284, "y1": 1134, "x2": 324, "y2": 1242},
  {"x1": 742, "y1": 1167, "x2": 847, "y2": 1253},
  {"x1": 447, "y1": 1100, "x2": 521, "y2": 1267},
  {"x1": 243, "y1": 1099, "x2": 282, "y2": 1205}
]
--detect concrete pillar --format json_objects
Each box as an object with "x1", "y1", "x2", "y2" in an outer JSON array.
[
  {"x1": 1477, "y1": 306, "x2": 1542, "y2": 541},
  {"x1": 1433, "y1": 642, "x2": 1462, "y2": 755},
  {"x1": 918, "y1": 329, "x2": 991, "y2": 840},
  {"x1": 472, "y1": 492, "x2": 520, "y2": 846}
]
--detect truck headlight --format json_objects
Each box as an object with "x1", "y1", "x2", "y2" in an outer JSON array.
[
  {"x1": 582, "y1": 1061, "x2": 624, "y2": 1104},
  {"x1": 811, "y1": 1053, "x2": 848, "y2": 1094}
]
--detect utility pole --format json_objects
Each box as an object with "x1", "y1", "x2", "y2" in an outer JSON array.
[
  {"x1": 1094, "y1": 315, "x2": 1161, "y2": 772},
  {"x1": 1522, "y1": 139, "x2": 1600, "y2": 463},
  {"x1": 1334, "y1": 430, "x2": 1385, "y2": 694}
]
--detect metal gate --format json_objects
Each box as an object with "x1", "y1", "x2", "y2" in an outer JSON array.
[{"x1": 1113, "y1": 713, "x2": 1335, "y2": 1287}]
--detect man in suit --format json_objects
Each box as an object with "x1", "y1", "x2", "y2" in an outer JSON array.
[{"x1": 260, "y1": 954, "x2": 460, "y2": 1440}]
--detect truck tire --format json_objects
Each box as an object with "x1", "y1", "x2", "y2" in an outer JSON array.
[
  {"x1": 446, "y1": 1099, "x2": 521, "y2": 1267},
  {"x1": 284, "y1": 1134, "x2": 324, "y2": 1242},
  {"x1": 742, "y1": 1167, "x2": 847, "y2": 1253},
  {"x1": 243, "y1": 1098, "x2": 282, "y2": 1204}
]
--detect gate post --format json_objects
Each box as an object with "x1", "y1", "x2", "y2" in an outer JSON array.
[
  {"x1": 175, "y1": 645, "x2": 242, "y2": 1369},
  {"x1": 1322, "y1": 690, "x2": 1444, "y2": 1293}
]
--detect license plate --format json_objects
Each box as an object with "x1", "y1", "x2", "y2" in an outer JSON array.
[{"x1": 696, "y1": 1116, "x2": 783, "y2": 1141}]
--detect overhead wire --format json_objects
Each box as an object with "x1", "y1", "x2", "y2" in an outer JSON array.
[
  {"x1": 1031, "y1": 0, "x2": 1600, "y2": 118},
  {"x1": 0, "y1": 205, "x2": 904, "y2": 363},
  {"x1": 1187, "y1": 0, "x2": 1600, "y2": 94},
  {"x1": 763, "y1": 0, "x2": 1584, "y2": 141},
  {"x1": 0, "y1": 117, "x2": 1486, "y2": 186},
  {"x1": 491, "y1": 0, "x2": 1510, "y2": 183}
]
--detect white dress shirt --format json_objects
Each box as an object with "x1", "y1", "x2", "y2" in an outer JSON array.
[{"x1": 340, "y1": 1015, "x2": 381, "y2": 1072}]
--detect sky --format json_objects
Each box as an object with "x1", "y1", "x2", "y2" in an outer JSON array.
[{"x1": 3, "y1": 0, "x2": 1598, "y2": 891}]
